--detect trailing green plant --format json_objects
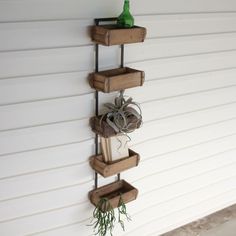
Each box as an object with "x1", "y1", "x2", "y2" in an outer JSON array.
[
  {"x1": 100, "y1": 90, "x2": 142, "y2": 134},
  {"x1": 89, "y1": 195, "x2": 131, "y2": 236},
  {"x1": 90, "y1": 198, "x2": 116, "y2": 236},
  {"x1": 117, "y1": 193, "x2": 131, "y2": 231}
]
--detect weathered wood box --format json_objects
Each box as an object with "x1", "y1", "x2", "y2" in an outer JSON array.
[
  {"x1": 89, "y1": 180, "x2": 138, "y2": 212},
  {"x1": 91, "y1": 25, "x2": 147, "y2": 46},
  {"x1": 90, "y1": 115, "x2": 142, "y2": 138},
  {"x1": 90, "y1": 149, "x2": 140, "y2": 177},
  {"x1": 89, "y1": 67, "x2": 145, "y2": 93}
]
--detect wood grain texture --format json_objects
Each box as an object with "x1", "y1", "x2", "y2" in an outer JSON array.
[
  {"x1": 89, "y1": 67, "x2": 145, "y2": 93},
  {"x1": 91, "y1": 25, "x2": 146, "y2": 46},
  {"x1": 90, "y1": 149, "x2": 140, "y2": 177},
  {"x1": 89, "y1": 180, "x2": 138, "y2": 211}
]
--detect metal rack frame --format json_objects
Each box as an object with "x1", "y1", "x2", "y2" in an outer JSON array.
[{"x1": 94, "y1": 17, "x2": 124, "y2": 189}]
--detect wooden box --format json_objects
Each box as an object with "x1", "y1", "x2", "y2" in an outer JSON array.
[
  {"x1": 89, "y1": 180, "x2": 138, "y2": 212},
  {"x1": 90, "y1": 115, "x2": 142, "y2": 138},
  {"x1": 90, "y1": 149, "x2": 140, "y2": 177},
  {"x1": 89, "y1": 67, "x2": 145, "y2": 93},
  {"x1": 91, "y1": 25, "x2": 146, "y2": 46}
]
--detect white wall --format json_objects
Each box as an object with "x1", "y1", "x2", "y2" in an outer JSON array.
[{"x1": 0, "y1": 1, "x2": 236, "y2": 235}]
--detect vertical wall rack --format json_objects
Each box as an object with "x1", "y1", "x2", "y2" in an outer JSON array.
[
  {"x1": 88, "y1": 17, "x2": 146, "y2": 209},
  {"x1": 94, "y1": 18, "x2": 123, "y2": 189}
]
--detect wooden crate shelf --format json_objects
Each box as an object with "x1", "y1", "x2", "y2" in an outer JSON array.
[
  {"x1": 91, "y1": 25, "x2": 146, "y2": 46},
  {"x1": 89, "y1": 180, "x2": 138, "y2": 212},
  {"x1": 90, "y1": 115, "x2": 141, "y2": 138},
  {"x1": 88, "y1": 18, "x2": 145, "y2": 213},
  {"x1": 90, "y1": 149, "x2": 140, "y2": 177},
  {"x1": 89, "y1": 67, "x2": 145, "y2": 93}
]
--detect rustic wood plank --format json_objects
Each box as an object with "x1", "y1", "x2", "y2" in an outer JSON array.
[
  {"x1": 90, "y1": 149, "x2": 140, "y2": 177},
  {"x1": 89, "y1": 67, "x2": 145, "y2": 93},
  {"x1": 91, "y1": 25, "x2": 146, "y2": 46},
  {"x1": 89, "y1": 180, "x2": 138, "y2": 212}
]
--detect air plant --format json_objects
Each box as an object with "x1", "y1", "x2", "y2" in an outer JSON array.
[{"x1": 100, "y1": 90, "x2": 142, "y2": 134}]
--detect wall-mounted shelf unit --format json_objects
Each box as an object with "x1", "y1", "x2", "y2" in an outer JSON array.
[{"x1": 88, "y1": 17, "x2": 146, "y2": 210}]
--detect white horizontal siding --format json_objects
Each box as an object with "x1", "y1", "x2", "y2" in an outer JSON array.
[
  {"x1": 0, "y1": 1, "x2": 236, "y2": 236},
  {"x1": 1, "y1": 82, "x2": 236, "y2": 131},
  {"x1": 135, "y1": 119, "x2": 236, "y2": 159},
  {"x1": 1, "y1": 103, "x2": 236, "y2": 180},
  {"x1": 1, "y1": 13, "x2": 236, "y2": 51},
  {"x1": 147, "y1": 196, "x2": 236, "y2": 236},
  {"x1": 4, "y1": 173, "x2": 235, "y2": 236},
  {"x1": 0, "y1": 139, "x2": 94, "y2": 179},
  {"x1": 131, "y1": 50, "x2": 236, "y2": 81},
  {"x1": 1, "y1": 118, "x2": 236, "y2": 202},
  {"x1": 0, "y1": 94, "x2": 94, "y2": 131},
  {"x1": 1, "y1": 155, "x2": 236, "y2": 235},
  {"x1": 1, "y1": 99, "x2": 236, "y2": 157},
  {"x1": 0, "y1": 119, "x2": 91, "y2": 156},
  {"x1": 0, "y1": 134, "x2": 235, "y2": 220},
  {"x1": 0, "y1": 0, "x2": 236, "y2": 22},
  {"x1": 123, "y1": 179, "x2": 236, "y2": 236},
  {"x1": 1, "y1": 33, "x2": 236, "y2": 79},
  {"x1": 34, "y1": 195, "x2": 236, "y2": 236},
  {"x1": 0, "y1": 58, "x2": 236, "y2": 106}
]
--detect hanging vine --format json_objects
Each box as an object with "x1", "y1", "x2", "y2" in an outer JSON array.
[{"x1": 90, "y1": 194, "x2": 131, "y2": 236}]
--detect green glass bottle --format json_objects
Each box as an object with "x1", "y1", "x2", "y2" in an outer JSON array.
[{"x1": 117, "y1": 0, "x2": 134, "y2": 28}]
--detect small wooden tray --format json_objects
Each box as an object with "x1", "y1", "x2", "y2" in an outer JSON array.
[
  {"x1": 90, "y1": 149, "x2": 140, "y2": 177},
  {"x1": 89, "y1": 67, "x2": 145, "y2": 93},
  {"x1": 91, "y1": 25, "x2": 146, "y2": 46},
  {"x1": 90, "y1": 115, "x2": 141, "y2": 138},
  {"x1": 89, "y1": 180, "x2": 138, "y2": 212}
]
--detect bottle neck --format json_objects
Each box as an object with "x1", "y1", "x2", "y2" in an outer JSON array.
[{"x1": 123, "y1": 0, "x2": 130, "y2": 11}]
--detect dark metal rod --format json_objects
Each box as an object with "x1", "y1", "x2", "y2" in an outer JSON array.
[
  {"x1": 95, "y1": 46, "x2": 99, "y2": 121},
  {"x1": 121, "y1": 44, "x2": 124, "y2": 68},
  {"x1": 94, "y1": 17, "x2": 120, "y2": 189},
  {"x1": 94, "y1": 36, "x2": 99, "y2": 189},
  {"x1": 119, "y1": 44, "x2": 124, "y2": 182},
  {"x1": 95, "y1": 44, "x2": 99, "y2": 156},
  {"x1": 95, "y1": 172, "x2": 98, "y2": 189},
  {"x1": 117, "y1": 173, "x2": 121, "y2": 181},
  {"x1": 95, "y1": 44, "x2": 99, "y2": 72},
  {"x1": 95, "y1": 17, "x2": 117, "y2": 25}
]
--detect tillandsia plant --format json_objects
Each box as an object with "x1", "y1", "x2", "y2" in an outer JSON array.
[
  {"x1": 90, "y1": 195, "x2": 131, "y2": 236},
  {"x1": 100, "y1": 90, "x2": 142, "y2": 135}
]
